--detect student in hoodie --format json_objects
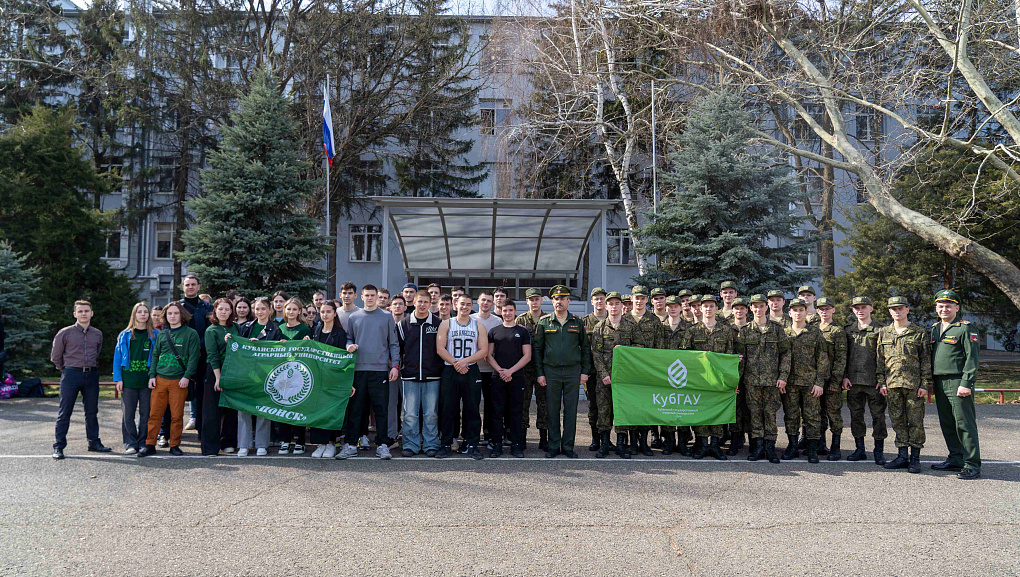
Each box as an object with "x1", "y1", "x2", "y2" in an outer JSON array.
[
  {"x1": 113, "y1": 302, "x2": 158, "y2": 455},
  {"x1": 306, "y1": 300, "x2": 349, "y2": 458},
  {"x1": 141, "y1": 302, "x2": 200, "y2": 457},
  {"x1": 277, "y1": 297, "x2": 312, "y2": 454},
  {"x1": 201, "y1": 298, "x2": 239, "y2": 456},
  {"x1": 396, "y1": 290, "x2": 443, "y2": 457},
  {"x1": 232, "y1": 297, "x2": 280, "y2": 456}
]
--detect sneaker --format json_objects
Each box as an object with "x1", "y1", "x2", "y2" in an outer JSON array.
[
  {"x1": 456, "y1": 439, "x2": 468, "y2": 454},
  {"x1": 389, "y1": 440, "x2": 401, "y2": 450},
  {"x1": 311, "y1": 445, "x2": 326, "y2": 458},
  {"x1": 125, "y1": 447, "x2": 137, "y2": 455},
  {"x1": 256, "y1": 447, "x2": 268, "y2": 456},
  {"x1": 323, "y1": 444, "x2": 336, "y2": 459},
  {"x1": 184, "y1": 418, "x2": 196, "y2": 431},
  {"x1": 222, "y1": 447, "x2": 235, "y2": 454},
  {"x1": 468, "y1": 446, "x2": 485, "y2": 460},
  {"x1": 157, "y1": 435, "x2": 169, "y2": 448},
  {"x1": 279, "y1": 442, "x2": 290, "y2": 455},
  {"x1": 237, "y1": 448, "x2": 249, "y2": 457},
  {"x1": 293, "y1": 444, "x2": 305, "y2": 455},
  {"x1": 376, "y1": 445, "x2": 392, "y2": 460},
  {"x1": 358, "y1": 435, "x2": 371, "y2": 450},
  {"x1": 336, "y1": 444, "x2": 358, "y2": 459},
  {"x1": 435, "y1": 446, "x2": 453, "y2": 459}
]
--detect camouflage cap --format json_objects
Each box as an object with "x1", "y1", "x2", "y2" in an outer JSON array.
[
  {"x1": 851, "y1": 296, "x2": 874, "y2": 307},
  {"x1": 749, "y1": 293, "x2": 768, "y2": 304},
  {"x1": 797, "y1": 285, "x2": 816, "y2": 296},
  {"x1": 688, "y1": 294, "x2": 702, "y2": 304},
  {"x1": 720, "y1": 281, "x2": 738, "y2": 291},
  {"x1": 887, "y1": 296, "x2": 910, "y2": 308},
  {"x1": 766, "y1": 290, "x2": 786, "y2": 299},
  {"x1": 731, "y1": 297, "x2": 749, "y2": 308},
  {"x1": 665, "y1": 295, "x2": 681, "y2": 305},
  {"x1": 631, "y1": 285, "x2": 649, "y2": 296},
  {"x1": 622, "y1": 294, "x2": 632, "y2": 303},
  {"x1": 788, "y1": 298, "x2": 807, "y2": 309},
  {"x1": 525, "y1": 288, "x2": 543, "y2": 299},
  {"x1": 701, "y1": 294, "x2": 719, "y2": 304},
  {"x1": 605, "y1": 291, "x2": 623, "y2": 302},
  {"x1": 934, "y1": 289, "x2": 960, "y2": 304},
  {"x1": 589, "y1": 286, "x2": 607, "y2": 298},
  {"x1": 677, "y1": 289, "x2": 693, "y2": 298},
  {"x1": 650, "y1": 288, "x2": 666, "y2": 297},
  {"x1": 549, "y1": 285, "x2": 572, "y2": 298},
  {"x1": 815, "y1": 297, "x2": 836, "y2": 309}
]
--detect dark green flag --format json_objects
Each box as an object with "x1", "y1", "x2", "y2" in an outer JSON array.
[
  {"x1": 611, "y1": 346, "x2": 739, "y2": 426},
  {"x1": 219, "y1": 338, "x2": 355, "y2": 430}
]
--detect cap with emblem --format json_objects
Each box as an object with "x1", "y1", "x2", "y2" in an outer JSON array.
[
  {"x1": 766, "y1": 290, "x2": 786, "y2": 299},
  {"x1": 631, "y1": 285, "x2": 649, "y2": 296},
  {"x1": 665, "y1": 295, "x2": 680, "y2": 305},
  {"x1": 851, "y1": 296, "x2": 874, "y2": 307},
  {"x1": 549, "y1": 285, "x2": 573, "y2": 299},
  {"x1": 650, "y1": 288, "x2": 666, "y2": 297},
  {"x1": 732, "y1": 297, "x2": 749, "y2": 308},
  {"x1": 934, "y1": 289, "x2": 960, "y2": 304},
  {"x1": 689, "y1": 294, "x2": 702, "y2": 304},
  {"x1": 797, "y1": 285, "x2": 815, "y2": 296},
  {"x1": 605, "y1": 291, "x2": 623, "y2": 302},
  {"x1": 701, "y1": 294, "x2": 719, "y2": 304},
  {"x1": 622, "y1": 294, "x2": 632, "y2": 303},
  {"x1": 815, "y1": 297, "x2": 835, "y2": 309},
  {"x1": 589, "y1": 287, "x2": 607, "y2": 298},
  {"x1": 525, "y1": 288, "x2": 543, "y2": 299},
  {"x1": 720, "y1": 281, "x2": 738, "y2": 291},
  {"x1": 887, "y1": 296, "x2": 909, "y2": 308},
  {"x1": 678, "y1": 289, "x2": 693, "y2": 298},
  {"x1": 749, "y1": 293, "x2": 767, "y2": 304},
  {"x1": 789, "y1": 298, "x2": 807, "y2": 309}
]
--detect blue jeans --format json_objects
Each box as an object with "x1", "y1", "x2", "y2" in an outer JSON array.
[{"x1": 402, "y1": 379, "x2": 440, "y2": 453}]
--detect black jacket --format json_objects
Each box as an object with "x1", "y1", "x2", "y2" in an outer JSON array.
[
  {"x1": 179, "y1": 297, "x2": 215, "y2": 345},
  {"x1": 397, "y1": 312, "x2": 443, "y2": 380},
  {"x1": 312, "y1": 322, "x2": 347, "y2": 350},
  {"x1": 240, "y1": 319, "x2": 283, "y2": 342}
]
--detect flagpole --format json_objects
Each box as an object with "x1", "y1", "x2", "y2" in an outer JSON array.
[{"x1": 324, "y1": 74, "x2": 335, "y2": 296}]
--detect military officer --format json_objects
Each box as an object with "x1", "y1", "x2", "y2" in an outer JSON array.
[
  {"x1": 591, "y1": 292, "x2": 637, "y2": 458},
  {"x1": 930, "y1": 289, "x2": 981, "y2": 480},
  {"x1": 816, "y1": 297, "x2": 847, "y2": 460},
  {"x1": 582, "y1": 287, "x2": 609, "y2": 452},
  {"x1": 515, "y1": 288, "x2": 549, "y2": 451},
  {"x1": 843, "y1": 296, "x2": 888, "y2": 465},
  {"x1": 876, "y1": 296, "x2": 933, "y2": 474},
  {"x1": 796, "y1": 286, "x2": 821, "y2": 325},
  {"x1": 681, "y1": 294, "x2": 735, "y2": 460},
  {"x1": 651, "y1": 288, "x2": 669, "y2": 323},
  {"x1": 782, "y1": 298, "x2": 829, "y2": 463},
  {"x1": 718, "y1": 281, "x2": 739, "y2": 321}
]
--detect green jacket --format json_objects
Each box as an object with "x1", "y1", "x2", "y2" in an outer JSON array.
[
  {"x1": 629, "y1": 312, "x2": 663, "y2": 349},
  {"x1": 150, "y1": 325, "x2": 201, "y2": 380},
  {"x1": 844, "y1": 321, "x2": 882, "y2": 385},
  {"x1": 661, "y1": 317, "x2": 688, "y2": 350},
  {"x1": 818, "y1": 323, "x2": 848, "y2": 390},
  {"x1": 204, "y1": 323, "x2": 240, "y2": 371},
  {"x1": 930, "y1": 319, "x2": 980, "y2": 388},
  {"x1": 533, "y1": 312, "x2": 590, "y2": 376},
  {"x1": 682, "y1": 321, "x2": 736, "y2": 354},
  {"x1": 582, "y1": 312, "x2": 608, "y2": 377},
  {"x1": 591, "y1": 315, "x2": 636, "y2": 381},
  {"x1": 785, "y1": 324, "x2": 829, "y2": 389},
  {"x1": 514, "y1": 311, "x2": 544, "y2": 379},
  {"x1": 876, "y1": 322, "x2": 933, "y2": 390},
  {"x1": 736, "y1": 320, "x2": 791, "y2": 388}
]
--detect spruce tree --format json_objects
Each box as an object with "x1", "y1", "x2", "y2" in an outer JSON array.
[
  {"x1": 0, "y1": 241, "x2": 49, "y2": 375},
  {"x1": 183, "y1": 69, "x2": 327, "y2": 297},
  {"x1": 635, "y1": 92, "x2": 816, "y2": 295}
]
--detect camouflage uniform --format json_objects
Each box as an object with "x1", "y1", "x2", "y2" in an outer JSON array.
[
  {"x1": 845, "y1": 322, "x2": 887, "y2": 441},
  {"x1": 876, "y1": 323, "x2": 933, "y2": 449},
  {"x1": 590, "y1": 315, "x2": 637, "y2": 433},
  {"x1": 582, "y1": 311, "x2": 608, "y2": 431},
  {"x1": 515, "y1": 311, "x2": 548, "y2": 432},
  {"x1": 626, "y1": 311, "x2": 662, "y2": 436},
  {"x1": 735, "y1": 321, "x2": 791, "y2": 441},
  {"x1": 806, "y1": 312, "x2": 821, "y2": 326},
  {"x1": 783, "y1": 324, "x2": 830, "y2": 440},
  {"x1": 818, "y1": 322, "x2": 848, "y2": 434},
  {"x1": 660, "y1": 317, "x2": 688, "y2": 438},
  {"x1": 682, "y1": 321, "x2": 736, "y2": 438}
]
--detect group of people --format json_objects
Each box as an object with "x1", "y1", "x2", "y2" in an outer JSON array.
[{"x1": 48, "y1": 276, "x2": 982, "y2": 478}]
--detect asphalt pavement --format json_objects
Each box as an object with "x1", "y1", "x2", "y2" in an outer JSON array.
[{"x1": 1, "y1": 397, "x2": 1018, "y2": 576}]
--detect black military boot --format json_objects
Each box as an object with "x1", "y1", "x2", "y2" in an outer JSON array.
[
  {"x1": 746, "y1": 438, "x2": 762, "y2": 462},
  {"x1": 798, "y1": 430, "x2": 808, "y2": 451},
  {"x1": 827, "y1": 434, "x2": 842, "y2": 461},
  {"x1": 596, "y1": 432, "x2": 612, "y2": 459},
  {"x1": 639, "y1": 431, "x2": 653, "y2": 456},
  {"x1": 781, "y1": 434, "x2": 799, "y2": 460},
  {"x1": 691, "y1": 436, "x2": 707, "y2": 459},
  {"x1": 604, "y1": 434, "x2": 617, "y2": 451},
  {"x1": 617, "y1": 432, "x2": 631, "y2": 459},
  {"x1": 677, "y1": 434, "x2": 691, "y2": 456},
  {"x1": 873, "y1": 439, "x2": 886, "y2": 466},
  {"x1": 764, "y1": 440, "x2": 780, "y2": 463},
  {"x1": 538, "y1": 429, "x2": 549, "y2": 452},
  {"x1": 884, "y1": 447, "x2": 909, "y2": 469},
  {"x1": 708, "y1": 437, "x2": 727, "y2": 460},
  {"x1": 846, "y1": 437, "x2": 867, "y2": 461},
  {"x1": 679, "y1": 427, "x2": 692, "y2": 447},
  {"x1": 806, "y1": 439, "x2": 819, "y2": 463},
  {"x1": 816, "y1": 430, "x2": 829, "y2": 456},
  {"x1": 726, "y1": 433, "x2": 745, "y2": 456},
  {"x1": 650, "y1": 427, "x2": 664, "y2": 450},
  {"x1": 908, "y1": 447, "x2": 922, "y2": 474},
  {"x1": 588, "y1": 426, "x2": 600, "y2": 451},
  {"x1": 662, "y1": 432, "x2": 676, "y2": 456}
]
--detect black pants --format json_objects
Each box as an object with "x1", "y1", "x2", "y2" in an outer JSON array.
[
  {"x1": 345, "y1": 371, "x2": 390, "y2": 447},
  {"x1": 480, "y1": 370, "x2": 494, "y2": 438},
  {"x1": 279, "y1": 423, "x2": 306, "y2": 445},
  {"x1": 311, "y1": 428, "x2": 338, "y2": 444},
  {"x1": 491, "y1": 374, "x2": 524, "y2": 447},
  {"x1": 200, "y1": 364, "x2": 238, "y2": 454},
  {"x1": 440, "y1": 365, "x2": 481, "y2": 448},
  {"x1": 53, "y1": 368, "x2": 101, "y2": 450}
]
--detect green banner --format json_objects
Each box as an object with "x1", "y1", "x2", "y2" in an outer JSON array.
[
  {"x1": 219, "y1": 338, "x2": 355, "y2": 430},
  {"x1": 611, "y1": 346, "x2": 739, "y2": 427}
]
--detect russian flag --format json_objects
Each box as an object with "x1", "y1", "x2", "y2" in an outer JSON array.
[{"x1": 322, "y1": 84, "x2": 335, "y2": 167}]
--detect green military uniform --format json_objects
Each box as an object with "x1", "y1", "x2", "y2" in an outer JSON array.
[
  {"x1": 724, "y1": 297, "x2": 750, "y2": 454},
  {"x1": 581, "y1": 287, "x2": 608, "y2": 439},
  {"x1": 797, "y1": 286, "x2": 822, "y2": 326},
  {"x1": 766, "y1": 289, "x2": 791, "y2": 328},
  {"x1": 624, "y1": 286, "x2": 663, "y2": 455},
  {"x1": 679, "y1": 289, "x2": 697, "y2": 325},
  {"x1": 782, "y1": 307, "x2": 830, "y2": 460},
  {"x1": 515, "y1": 289, "x2": 548, "y2": 436},
  {"x1": 662, "y1": 296, "x2": 691, "y2": 454},
  {"x1": 735, "y1": 295, "x2": 792, "y2": 458},
  {"x1": 816, "y1": 297, "x2": 848, "y2": 458},
  {"x1": 681, "y1": 296, "x2": 735, "y2": 453},
  {"x1": 591, "y1": 294, "x2": 636, "y2": 457},
  {"x1": 533, "y1": 286, "x2": 590, "y2": 456},
  {"x1": 930, "y1": 289, "x2": 981, "y2": 476},
  {"x1": 844, "y1": 296, "x2": 888, "y2": 461},
  {"x1": 651, "y1": 288, "x2": 669, "y2": 323}
]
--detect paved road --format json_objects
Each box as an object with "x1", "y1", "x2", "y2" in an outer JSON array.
[{"x1": 1, "y1": 398, "x2": 1018, "y2": 576}]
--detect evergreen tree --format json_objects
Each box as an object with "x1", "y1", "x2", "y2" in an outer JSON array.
[
  {"x1": 634, "y1": 92, "x2": 816, "y2": 295},
  {"x1": 392, "y1": 0, "x2": 486, "y2": 197},
  {"x1": 0, "y1": 0, "x2": 75, "y2": 124},
  {"x1": 0, "y1": 106, "x2": 138, "y2": 370},
  {"x1": 0, "y1": 241, "x2": 49, "y2": 375},
  {"x1": 183, "y1": 70, "x2": 327, "y2": 297}
]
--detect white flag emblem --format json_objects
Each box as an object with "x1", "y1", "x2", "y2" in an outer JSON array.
[{"x1": 667, "y1": 359, "x2": 687, "y2": 389}]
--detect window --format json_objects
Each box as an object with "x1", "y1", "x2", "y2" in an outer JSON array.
[
  {"x1": 479, "y1": 99, "x2": 511, "y2": 136},
  {"x1": 793, "y1": 245, "x2": 817, "y2": 268},
  {"x1": 856, "y1": 105, "x2": 883, "y2": 141},
  {"x1": 350, "y1": 224, "x2": 382, "y2": 262},
  {"x1": 478, "y1": 35, "x2": 511, "y2": 75},
  {"x1": 105, "y1": 231, "x2": 122, "y2": 259},
  {"x1": 155, "y1": 223, "x2": 174, "y2": 260},
  {"x1": 607, "y1": 228, "x2": 634, "y2": 265},
  {"x1": 793, "y1": 104, "x2": 826, "y2": 141}
]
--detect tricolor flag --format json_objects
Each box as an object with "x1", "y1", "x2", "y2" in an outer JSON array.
[{"x1": 322, "y1": 83, "x2": 334, "y2": 167}]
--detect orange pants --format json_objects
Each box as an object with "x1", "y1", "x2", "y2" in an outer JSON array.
[{"x1": 146, "y1": 375, "x2": 188, "y2": 447}]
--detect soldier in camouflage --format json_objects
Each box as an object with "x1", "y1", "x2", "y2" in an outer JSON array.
[
  {"x1": 627, "y1": 286, "x2": 664, "y2": 456},
  {"x1": 679, "y1": 290, "x2": 697, "y2": 324},
  {"x1": 877, "y1": 296, "x2": 933, "y2": 474},
  {"x1": 681, "y1": 294, "x2": 734, "y2": 460},
  {"x1": 622, "y1": 294, "x2": 632, "y2": 315},
  {"x1": 797, "y1": 286, "x2": 822, "y2": 326},
  {"x1": 515, "y1": 288, "x2": 549, "y2": 451},
  {"x1": 766, "y1": 290, "x2": 790, "y2": 328},
  {"x1": 651, "y1": 288, "x2": 669, "y2": 323},
  {"x1": 590, "y1": 292, "x2": 636, "y2": 458},
  {"x1": 689, "y1": 294, "x2": 704, "y2": 325},
  {"x1": 816, "y1": 298, "x2": 848, "y2": 461},
  {"x1": 782, "y1": 299, "x2": 830, "y2": 463},
  {"x1": 736, "y1": 294, "x2": 792, "y2": 463},
  {"x1": 843, "y1": 296, "x2": 888, "y2": 465},
  {"x1": 718, "y1": 281, "x2": 739, "y2": 322},
  {"x1": 582, "y1": 287, "x2": 609, "y2": 452},
  {"x1": 660, "y1": 295, "x2": 689, "y2": 455},
  {"x1": 726, "y1": 297, "x2": 752, "y2": 456}
]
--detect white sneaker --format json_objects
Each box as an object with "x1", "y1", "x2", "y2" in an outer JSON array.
[
  {"x1": 323, "y1": 444, "x2": 336, "y2": 459},
  {"x1": 293, "y1": 444, "x2": 305, "y2": 454},
  {"x1": 256, "y1": 447, "x2": 268, "y2": 456},
  {"x1": 279, "y1": 442, "x2": 290, "y2": 455},
  {"x1": 184, "y1": 418, "x2": 196, "y2": 431},
  {"x1": 336, "y1": 444, "x2": 358, "y2": 459},
  {"x1": 376, "y1": 445, "x2": 392, "y2": 460},
  {"x1": 237, "y1": 448, "x2": 249, "y2": 457},
  {"x1": 222, "y1": 447, "x2": 235, "y2": 454},
  {"x1": 358, "y1": 435, "x2": 371, "y2": 450},
  {"x1": 311, "y1": 445, "x2": 326, "y2": 458},
  {"x1": 125, "y1": 447, "x2": 137, "y2": 455}
]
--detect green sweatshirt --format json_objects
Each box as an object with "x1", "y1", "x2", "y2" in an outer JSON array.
[
  {"x1": 150, "y1": 325, "x2": 201, "y2": 380},
  {"x1": 205, "y1": 323, "x2": 240, "y2": 371},
  {"x1": 280, "y1": 322, "x2": 311, "y2": 341}
]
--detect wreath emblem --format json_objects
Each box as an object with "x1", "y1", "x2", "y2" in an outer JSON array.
[{"x1": 265, "y1": 361, "x2": 313, "y2": 406}]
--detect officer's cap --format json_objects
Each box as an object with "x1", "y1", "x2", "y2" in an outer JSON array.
[
  {"x1": 815, "y1": 297, "x2": 836, "y2": 309},
  {"x1": 549, "y1": 285, "x2": 572, "y2": 299},
  {"x1": 851, "y1": 296, "x2": 873, "y2": 307},
  {"x1": 934, "y1": 289, "x2": 960, "y2": 304},
  {"x1": 797, "y1": 285, "x2": 816, "y2": 296},
  {"x1": 887, "y1": 296, "x2": 909, "y2": 308},
  {"x1": 589, "y1": 287, "x2": 607, "y2": 298}
]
